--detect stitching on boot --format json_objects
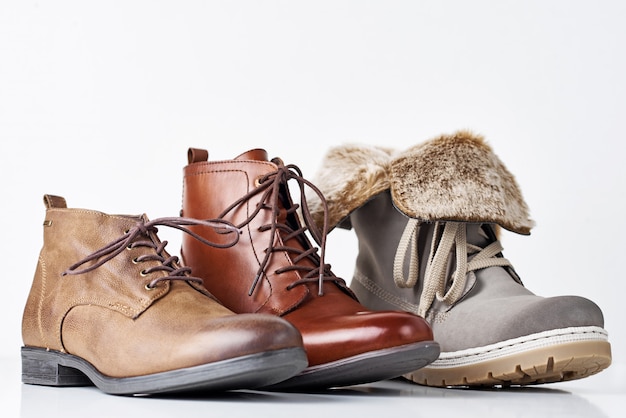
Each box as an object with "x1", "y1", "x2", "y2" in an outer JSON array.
[
  {"x1": 432, "y1": 326, "x2": 609, "y2": 365},
  {"x1": 37, "y1": 254, "x2": 49, "y2": 348},
  {"x1": 353, "y1": 269, "x2": 421, "y2": 314},
  {"x1": 353, "y1": 269, "x2": 449, "y2": 323}
]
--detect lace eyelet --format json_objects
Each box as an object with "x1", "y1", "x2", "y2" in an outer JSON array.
[
  {"x1": 140, "y1": 269, "x2": 149, "y2": 277},
  {"x1": 254, "y1": 175, "x2": 264, "y2": 187},
  {"x1": 132, "y1": 257, "x2": 139, "y2": 264},
  {"x1": 145, "y1": 283, "x2": 155, "y2": 291}
]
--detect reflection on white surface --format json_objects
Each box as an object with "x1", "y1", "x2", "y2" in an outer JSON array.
[
  {"x1": 14, "y1": 380, "x2": 610, "y2": 418},
  {"x1": 3, "y1": 357, "x2": 624, "y2": 418}
]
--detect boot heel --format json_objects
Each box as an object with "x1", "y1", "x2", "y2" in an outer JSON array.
[{"x1": 21, "y1": 347, "x2": 92, "y2": 387}]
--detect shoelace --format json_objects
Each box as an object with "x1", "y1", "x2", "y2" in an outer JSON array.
[
  {"x1": 63, "y1": 217, "x2": 240, "y2": 288},
  {"x1": 218, "y1": 159, "x2": 339, "y2": 297},
  {"x1": 393, "y1": 219, "x2": 512, "y2": 318}
]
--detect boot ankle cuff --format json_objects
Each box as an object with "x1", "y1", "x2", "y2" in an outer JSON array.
[
  {"x1": 310, "y1": 130, "x2": 534, "y2": 235},
  {"x1": 309, "y1": 143, "x2": 395, "y2": 232},
  {"x1": 390, "y1": 130, "x2": 533, "y2": 235}
]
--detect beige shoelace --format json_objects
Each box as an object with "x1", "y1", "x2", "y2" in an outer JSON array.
[{"x1": 393, "y1": 219, "x2": 512, "y2": 318}]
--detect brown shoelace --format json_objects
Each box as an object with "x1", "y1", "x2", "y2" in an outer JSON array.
[
  {"x1": 218, "y1": 159, "x2": 342, "y2": 297},
  {"x1": 63, "y1": 217, "x2": 239, "y2": 289}
]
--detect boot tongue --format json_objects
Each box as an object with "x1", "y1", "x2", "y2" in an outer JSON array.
[
  {"x1": 464, "y1": 223, "x2": 521, "y2": 284},
  {"x1": 234, "y1": 149, "x2": 269, "y2": 161},
  {"x1": 466, "y1": 223, "x2": 491, "y2": 247},
  {"x1": 233, "y1": 149, "x2": 335, "y2": 296}
]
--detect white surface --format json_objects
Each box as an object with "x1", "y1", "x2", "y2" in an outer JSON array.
[
  {"x1": 1, "y1": 356, "x2": 625, "y2": 418},
  {"x1": 1, "y1": 0, "x2": 624, "y2": 415}
]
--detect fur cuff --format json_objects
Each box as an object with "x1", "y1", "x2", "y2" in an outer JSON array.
[{"x1": 309, "y1": 130, "x2": 534, "y2": 235}]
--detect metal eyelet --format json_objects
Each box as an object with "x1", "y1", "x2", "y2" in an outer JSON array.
[
  {"x1": 125, "y1": 230, "x2": 133, "y2": 250},
  {"x1": 140, "y1": 269, "x2": 149, "y2": 277},
  {"x1": 132, "y1": 257, "x2": 139, "y2": 264},
  {"x1": 254, "y1": 175, "x2": 264, "y2": 187},
  {"x1": 145, "y1": 283, "x2": 155, "y2": 291}
]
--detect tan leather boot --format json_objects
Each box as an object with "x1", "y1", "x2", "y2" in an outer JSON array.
[
  {"x1": 309, "y1": 131, "x2": 612, "y2": 387},
  {"x1": 180, "y1": 148, "x2": 439, "y2": 390},
  {"x1": 21, "y1": 195, "x2": 307, "y2": 395}
]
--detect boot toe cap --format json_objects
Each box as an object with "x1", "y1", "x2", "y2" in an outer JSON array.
[
  {"x1": 290, "y1": 309, "x2": 434, "y2": 366},
  {"x1": 436, "y1": 295, "x2": 606, "y2": 352},
  {"x1": 192, "y1": 313, "x2": 305, "y2": 361}
]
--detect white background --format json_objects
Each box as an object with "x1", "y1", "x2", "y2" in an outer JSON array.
[{"x1": 1, "y1": 0, "x2": 624, "y2": 416}]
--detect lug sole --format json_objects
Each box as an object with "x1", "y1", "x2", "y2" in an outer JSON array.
[
  {"x1": 405, "y1": 339, "x2": 612, "y2": 387},
  {"x1": 263, "y1": 340, "x2": 440, "y2": 391},
  {"x1": 21, "y1": 346, "x2": 308, "y2": 395}
]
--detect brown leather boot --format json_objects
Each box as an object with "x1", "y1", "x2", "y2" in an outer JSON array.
[
  {"x1": 21, "y1": 195, "x2": 307, "y2": 395},
  {"x1": 180, "y1": 148, "x2": 439, "y2": 390}
]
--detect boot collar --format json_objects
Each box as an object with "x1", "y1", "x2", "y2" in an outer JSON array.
[{"x1": 309, "y1": 130, "x2": 534, "y2": 235}]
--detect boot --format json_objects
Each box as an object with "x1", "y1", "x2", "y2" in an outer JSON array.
[
  {"x1": 22, "y1": 195, "x2": 307, "y2": 395},
  {"x1": 308, "y1": 131, "x2": 612, "y2": 387},
  {"x1": 180, "y1": 148, "x2": 440, "y2": 390}
]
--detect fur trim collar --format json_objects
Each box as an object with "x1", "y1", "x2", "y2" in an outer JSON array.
[{"x1": 309, "y1": 130, "x2": 534, "y2": 235}]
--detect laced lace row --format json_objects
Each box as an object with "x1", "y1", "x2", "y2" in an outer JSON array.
[
  {"x1": 63, "y1": 217, "x2": 239, "y2": 289},
  {"x1": 393, "y1": 219, "x2": 512, "y2": 318},
  {"x1": 218, "y1": 160, "x2": 340, "y2": 296}
]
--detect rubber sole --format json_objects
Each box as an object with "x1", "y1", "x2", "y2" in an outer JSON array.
[
  {"x1": 21, "y1": 346, "x2": 308, "y2": 395},
  {"x1": 404, "y1": 327, "x2": 612, "y2": 387},
  {"x1": 263, "y1": 340, "x2": 440, "y2": 391}
]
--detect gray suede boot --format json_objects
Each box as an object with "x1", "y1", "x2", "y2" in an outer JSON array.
[{"x1": 309, "y1": 131, "x2": 612, "y2": 387}]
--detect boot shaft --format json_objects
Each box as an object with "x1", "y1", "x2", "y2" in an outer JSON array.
[
  {"x1": 309, "y1": 131, "x2": 536, "y2": 318},
  {"x1": 23, "y1": 196, "x2": 165, "y2": 350},
  {"x1": 182, "y1": 148, "x2": 352, "y2": 316},
  {"x1": 349, "y1": 190, "x2": 525, "y2": 319},
  {"x1": 22, "y1": 194, "x2": 221, "y2": 352}
]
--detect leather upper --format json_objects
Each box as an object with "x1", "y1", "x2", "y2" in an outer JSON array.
[
  {"x1": 348, "y1": 191, "x2": 606, "y2": 352},
  {"x1": 22, "y1": 195, "x2": 304, "y2": 377},
  {"x1": 181, "y1": 149, "x2": 434, "y2": 367}
]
